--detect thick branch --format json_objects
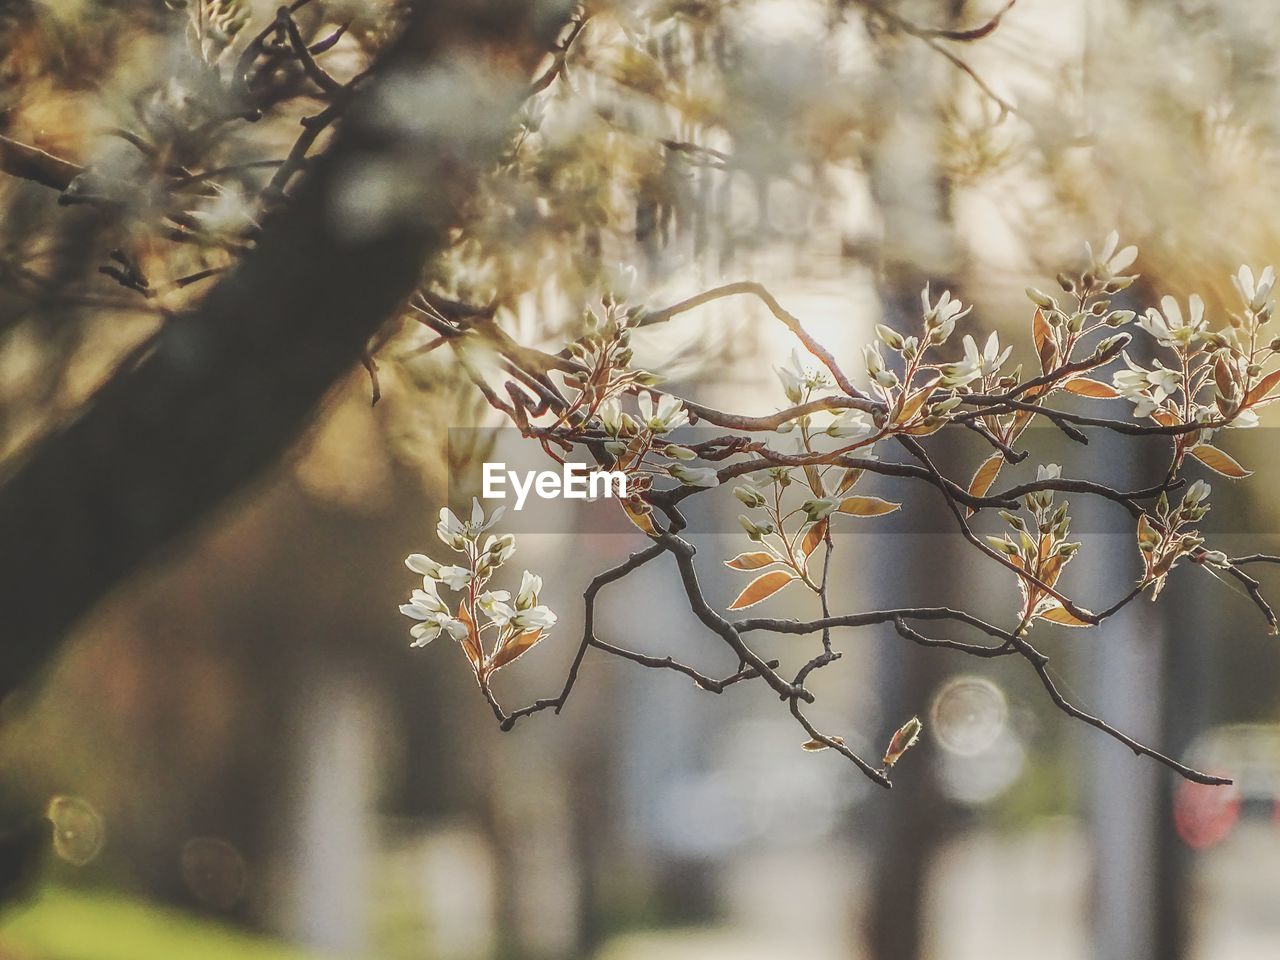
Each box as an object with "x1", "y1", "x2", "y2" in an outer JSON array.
[{"x1": 0, "y1": 0, "x2": 574, "y2": 705}]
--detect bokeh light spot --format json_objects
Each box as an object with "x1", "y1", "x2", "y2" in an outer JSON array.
[
  {"x1": 1174, "y1": 778, "x2": 1241, "y2": 850},
  {"x1": 930, "y1": 676, "x2": 1008, "y2": 756},
  {"x1": 180, "y1": 836, "x2": 248, "y2": 910},
  {"x1": 45, "y1": 795, "x2": 105, "y2": 866}
]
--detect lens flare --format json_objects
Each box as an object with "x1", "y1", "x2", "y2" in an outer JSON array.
[
  {"x1": 181, "y1": 837, "x2": 248, "y2": 909},
  {"x1": 929, "y1": 676, "x2": 1008, "y2": 756},
  {"x1": 45, "y1": 795, "x2": 105, "y2": 866}
]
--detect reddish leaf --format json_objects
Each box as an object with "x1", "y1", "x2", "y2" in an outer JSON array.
[
  {"x1": 1189, "y1": 444, "x2": 1252, "y2": 478},
  {"x1": 882, "y1": 716, "x2": 923, "y2": 767},
  {"x1": 727, "y1": 570, "x2": 796, "y2": 610},
  {"x1": 725, "y1": 551, "x2": 779, "y2": 571},
  {"x1": 801, "y1": 735, "x2": 844, "y2": 752}
]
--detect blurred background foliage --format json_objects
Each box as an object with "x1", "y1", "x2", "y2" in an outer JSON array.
[{"x1": 0, "y1": 0, "x2": 1279, "y2": 958}]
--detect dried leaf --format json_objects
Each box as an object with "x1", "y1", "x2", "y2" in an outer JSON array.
[
  {"x1": 801, "y1": 518, "x2": 828, "y2": 560},
  {"x1": 1038, "y1": 603, "x2": 1093, "y2": 627},
  {"x1": 489, "y1": 629, "x2": 544, "y2": 671},
  {"x1": 1063, "y1": 377, "x2": 1120, "y2": 399},
  {"x1": 727, "y1": 570, "x2": 796, "y2": 610},
  {"x1": 1189, "y1": 444, "x2": 1252, "y2": 478},
  {"x1": 725, "y1": 551, "x2": 779, "y2": 571},
  {"x1": 838, "y1": 496, "x2": 901, "y2": 517}
]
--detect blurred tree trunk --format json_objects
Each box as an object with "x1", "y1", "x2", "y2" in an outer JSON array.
[
  {"x1": 0, "y1": 0, "x2": 571, "y2": 708},
  {"x1": 857, "y1": 0, "x2": 968, "y2": 955}
]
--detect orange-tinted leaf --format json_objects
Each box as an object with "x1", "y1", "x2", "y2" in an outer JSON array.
[
  {"x1": 836, "y1": 467, "x2": 863, "y2": 495},
  {"x1": 803, "y1": 463, "x2": 825, "y2": 497},
  {"x1": 1151, "y1": 408, "x2": 1180, "y2": 427},
  {"x1": 456, "y1": 602, "x2": 484, "y2": 673},
  {"x1": 623, "y1": 500, "x2": 658, "y2": 535},
  {"x1": 1244, "y1": 369, "x2": 1280, "y2": 408},
  {"x1": 838, "y1": 496, "x2": 901, "y2": 517},
  {"x1": 725, "y1": 551, "x2": 779, "y2": 571},
  {"x1": 1189, "y1": 444, "x2": 1252, "y2": 478},
  {"x1": 1038, "y1": 604, "x2": 1093, "y2": 627},
  {"x1": 902, "y1": 420, "x2": 945, "y2": 436},
  {"x1": 1041, "y1": 554, "x2": 1065, "y2": 589},
  {"x1": 896, "y1": 381, "x2": 937, "y2": 424},
  {"x1": 489, "y1": 628, "x2": 544, "y2": 671},
  {"x1": 801, "y1": 518, "x2": 828, "y2": 560},
  {"x1": 965, "y1": 452, "x2": 1004, "y2": 517},
  {"x1": 1034, "y1": 310, "x2": 1058, "y2": 374},
  {"x1": 727, "y1": 570, "x2": 796, "y2": 610},
  {"x1": 1032, "y1": 308, "x2": 1052, "y2": 355},
  {"x1": 801, "y1": 735, "x2": 844, "y2": 752},
  {"x1": 1213, "y1": 357, "x2": 1235, "y2": 400},
  {"x1": 1063, "y1": 377, "x2": 1120, "y2": 399}
]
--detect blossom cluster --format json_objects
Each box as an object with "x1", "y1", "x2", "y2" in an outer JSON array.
[{"x1": 400, "y1": 499, "x2": 556, "y2": 683}]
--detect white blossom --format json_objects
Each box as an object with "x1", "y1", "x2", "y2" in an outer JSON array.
[
  {"x1": 826, "y1": 408, "x2": 874, "y2": 440},
  {"x1": 437, "y1": 498, "x2": 506, "y2": 549},
  {"x1": 515, "y1": 570, "x2": 542, "y2": 610},
  {"x1": 638, "y1": 392, "x2": 689, "y2": 434},
  {"x1": 801, "y1": 497, "x2": 841, "y2": 521},
  {"x1": 511, "y1": 604, "x2": 558, "y2": 631},
  {"x1": 399, "y1": 582, "x2": 469, "y2": 646},
  {"x1": 1085, "y1": 230, "x2": 1138, "y2": 279},
  {"x1": 1183, "y1": 480, "x2": 1211, "y2": 506},
  {"x1": 921, "y1": 284, "x2": 972, "y2": 328},
  {"x1": 1231, "y1": 264, "x2": 1276, "y2": 313},
  {"x1": 668, "y1": 463, "x2": 720, "y2": 487},
  {"x1": 863, "y1": 343, "x2": 898, "y2": 388},
  {"x1": 775, "y1": 348, "x2": 831, "y2": 403},
  {"x1": 476, "y1": 590, "x2": 514, "y2": 624},
  {"x1": 1139, "y1": 295, "x2": 1207, "y2": 348},
  {"x1": 598, "y1": 397, "x2": 623, "y2": 435}
]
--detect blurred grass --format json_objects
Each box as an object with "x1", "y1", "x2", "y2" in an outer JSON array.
[{"x1": 0, "y1": 886, "x2": 319, "y2": 960}]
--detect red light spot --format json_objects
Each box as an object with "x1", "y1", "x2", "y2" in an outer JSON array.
[{"x1": 1174, "y1": 776, "x2": 1241, "y2": 850}]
